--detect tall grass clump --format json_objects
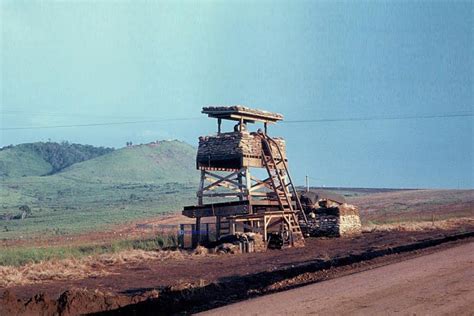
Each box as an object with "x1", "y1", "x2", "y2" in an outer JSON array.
[{"x1": 0, "y1": 233, "x2": 178, "y2": 267}]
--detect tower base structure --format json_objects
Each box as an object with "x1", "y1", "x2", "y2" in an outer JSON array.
[{"x1": 181, "y1": 106, "x2": 307, "y2": 251}]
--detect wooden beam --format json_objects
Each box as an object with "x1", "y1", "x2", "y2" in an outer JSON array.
[
  {"x1": 250, "y1": 176, "x2": 274, "y2": 192},
  {"x1": 183, "y1": 203, "x2": 249, "y2": 218},
  {"x1": 201, "y1": 192, "x2": 245, "y2": 198},
  {"x1": 202, "y1": 170, "x2": 243, "y2": 192},
  {"x1": 204, "y1": 170, "x2": 245, "y2": 188},
  {"x1": 240, "y1": 222, "x2": 263, "y2": 233}
]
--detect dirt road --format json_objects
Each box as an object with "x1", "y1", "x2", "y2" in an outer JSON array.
[{"x1": 201, "y1": 241, "x2": 474, "y2": 315}]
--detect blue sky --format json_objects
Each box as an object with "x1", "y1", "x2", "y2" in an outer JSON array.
[{"x1": 1, "y1": 0, "x2": 472, "y2": 188}]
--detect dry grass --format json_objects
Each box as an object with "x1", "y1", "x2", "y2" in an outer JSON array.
[
  {"x1": 362, "y1": 217, "x2": 474, "y2": 233},
  {"x1": 0, "y1": 258, "x2": 107, "y2": 287},
  {"x1": 193, "y1": 245, "x2": 210, "y2": 256},
  {"x1": 0, "y1": 249, "x2": 188, "y2": 288}
]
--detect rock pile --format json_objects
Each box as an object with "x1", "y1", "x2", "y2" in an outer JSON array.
[{"x1": 215, "y1": 232, "x2": 266, "y2": 254}]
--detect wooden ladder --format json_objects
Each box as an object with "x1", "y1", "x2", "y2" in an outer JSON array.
[
  {"x1": 259, "y1": 134, "x2": 306, "y2": 246},
  {"x1": 286, "y1": 212, "x2": 305, "y2": 246}
]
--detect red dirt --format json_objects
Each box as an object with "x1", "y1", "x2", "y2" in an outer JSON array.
[{"x1": 2, "y1": 226, "x2": 474, "y2": 315}]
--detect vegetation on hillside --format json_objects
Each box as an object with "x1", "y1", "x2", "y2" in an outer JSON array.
[
  {"x1": 0, "y1": 146, "x2": 52, "y2": 178},
  {"x1": 0, "y1": 141, "x2": 114, "y2": 178},
  {"x1": 0, "y1": 140, "x2": 198, "y2": 240},
  {"x1": 60, "y1": 140, "x2": 196, "y2": 183}
]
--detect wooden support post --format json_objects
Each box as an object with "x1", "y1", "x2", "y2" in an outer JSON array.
[
  {"x1": 245, "y1": 168, "x2": 252, "y2": 213},
  {"x1": 238, "y1": 172, "x2": 243, "y2": 201},
  {"x1": 217, "y1": 118, "x2": 222, "y2": 134},
  {"x1": 195, "y1": 217, "x2": 201, "y2": 247},
  {"x1": 198, "y1": 170, "x2": 205, "y2": 206},
  {"x1": 263, "y1": 216, "x2": 268, "y2": 241},
  {"x1": 178, "y1": 224, "x2": 185, "y2": 248},
  {"x1": 239, "y1": 117, "x2": 244, "y2": 132},
  {"x1": 230, "y1": 219, "x2": 236, "y2": 235},
  {"x1": 216, "y1": 216, "x2": 221, "y2": 240},
  {"x1": 264, "y1": 122, "x2": 268, "y2": 134}
]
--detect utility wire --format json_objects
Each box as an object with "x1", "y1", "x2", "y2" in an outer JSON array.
[
  {"x1": 0, "y1": 117, "x2": 201, "y2": 130},
  {"x1": 2, "y1": 110, "x2": 185, "y2": 121},
  {"x1": 282, "y1": 112, "x2": 473, "y2": 123},
  {"x1": 1, "y1": 112, "x2": 472, "y2": 130}
]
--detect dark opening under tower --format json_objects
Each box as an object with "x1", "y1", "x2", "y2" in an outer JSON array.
[{"x1": 182, "y1": 106, "x2": 308, "y2": 249}]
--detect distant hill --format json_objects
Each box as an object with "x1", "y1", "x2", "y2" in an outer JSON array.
[
  {"x1": 0, "y1": 145, "x2": 52, "y2": 178},
  {"x1": 0, "y1": 142, "x2": 114, "y2": 178},
  {"x1": 58, "y1": 140, "x2": 197, "y2": 183},
  {"x1": 0, "y1": 140, "x2": 199, "y2": 240}
]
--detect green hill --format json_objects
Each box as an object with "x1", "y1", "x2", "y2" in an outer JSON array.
[
  {"x1": 59, "y1": 140, "x2": 197, "y2": 183},
  {"x1": 0, "y1": 146, "x2": 52, "y2": 178},
  {"x1": 0, "y1": 140, "x2": 199, "y2": 240},
  {"x1": 0, "y1": 142, "x2": 114, "y2": 178}
]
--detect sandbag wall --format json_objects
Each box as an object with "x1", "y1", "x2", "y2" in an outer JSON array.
[
  {"x1": 197, "y1": 131, "x2": 286, "y2": 167},
  {"x1": 317, "y1": 204, "x2": 362, "y2": 237}
]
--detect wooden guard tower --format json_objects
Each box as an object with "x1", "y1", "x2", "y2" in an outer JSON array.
[{"x1": 182, "y1": 106, "x2": 307, "y2": 248}]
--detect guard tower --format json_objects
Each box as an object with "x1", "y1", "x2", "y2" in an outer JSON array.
[{"x1": 182, "y1": 106, "x2": 307, "y2": 249}]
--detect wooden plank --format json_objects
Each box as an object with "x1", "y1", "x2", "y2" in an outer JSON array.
[
  {"x1": 182, "y1": 200, "x2": 286, "y2": 218},
  {"x1": 183, "y1": 204, "x2": 250, "y2": 218},
  {"x1": 240, "y1": 222, "x2": 263, "y2": 233},
  {"x1": 202, "y1": 106, "x2": 283, "y2": 123},
  {"x1": 198, "y1": 166, "x2": 241, "y2": 172},
  {"x1": 201, "y1": 192, "x2": 245, "y2": 198},
  {"x1": 250, "y1": 177, "x2": 273, "y2": 192}
]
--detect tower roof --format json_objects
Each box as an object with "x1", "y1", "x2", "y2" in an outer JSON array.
[{"x1": 202, "y1": 105, "x2": 283, "y2": 123}]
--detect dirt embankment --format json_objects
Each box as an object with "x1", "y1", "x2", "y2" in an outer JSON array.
[
  {"x1": 0, "y1": 249, "x2": 189, "y2": 288},
  {"x1": 1, "y1": 228, "x2": 473, "y2": 316}
]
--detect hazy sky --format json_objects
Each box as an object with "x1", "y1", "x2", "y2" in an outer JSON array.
[{"x1": 1, "y1": 0, "x2": 472, "y2": 189}]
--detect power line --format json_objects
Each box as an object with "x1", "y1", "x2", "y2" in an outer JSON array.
[
  {"x1": 2, "y1": 110, "x2": 185, "y2": 121},
  {"x1": 282, "y1": 112, "x2": 473, "y2": 123},
  {"x1": 0, "y1": 117, "x2": 201, "y2": 130},
  {"x1": 0, "y1": 112, "x2": 472, "y2": 130}
]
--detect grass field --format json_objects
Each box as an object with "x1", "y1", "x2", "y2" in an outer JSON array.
[
  {"x1": 0, "y1": 234, "x2": 178, "y2": 266},
  {"x1": 348, "y1": 189, "x2": 474, "y2": 224}
]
